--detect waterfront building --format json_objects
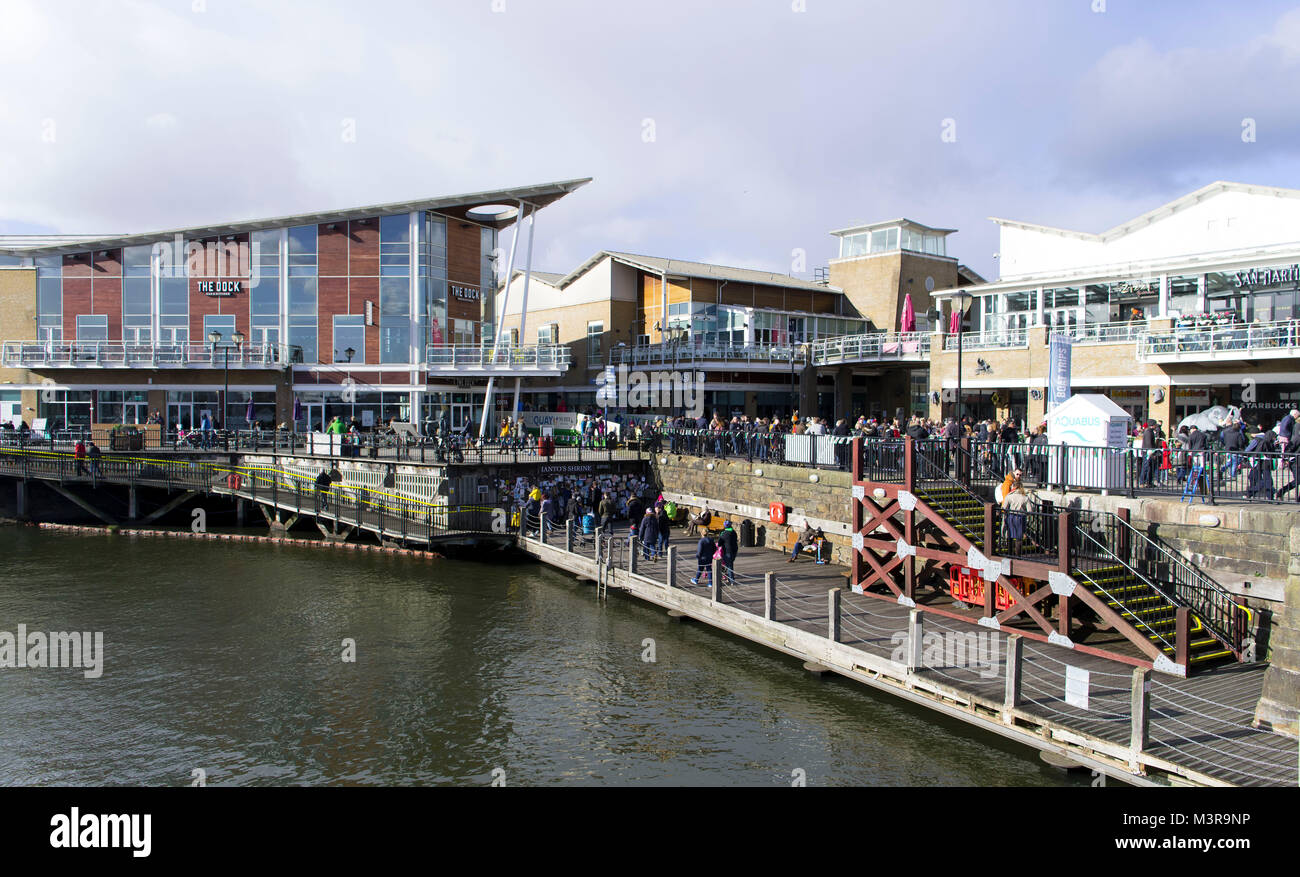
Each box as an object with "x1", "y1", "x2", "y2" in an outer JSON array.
[
  {"x1": 923, "y1": 182, "x2": 1300, "y2": 429},
  {"x1": 0, "y1": 179, "x2": 588, "y2": 434},
  {"x1": 494, "y1": 251, "x2": 869, "y2": 417}
]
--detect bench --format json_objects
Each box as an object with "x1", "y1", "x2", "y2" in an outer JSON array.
[{"x1": 782, "y1": 527, "x2": 828, "y2": 562}]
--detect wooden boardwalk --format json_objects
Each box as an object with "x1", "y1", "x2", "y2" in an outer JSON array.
[{"x1": 532, "y1": 525, "x2": 1298, "y2": 788}]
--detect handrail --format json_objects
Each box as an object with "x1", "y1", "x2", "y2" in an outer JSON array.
[
  {"x1": 1069, "y1": 533, "x2": 1178, "y2": 657},
  {"x1": 0, "y1": 339, "x2": 302, "y2": 367},
  {"x1": 1094, "y1": 509, "x2": 1247, "y2": 655}
]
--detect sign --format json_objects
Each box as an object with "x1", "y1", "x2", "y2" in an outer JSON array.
[
  {"x1": 1065, "y1": 665, "x2": 1090, "y2": 710},
  {"x1": 198, "y1": 280, "x2": 242, "y2": 296},
  {"x1": 451, "y1": 284, "x2": 480, "y2": 302},
  {"x1": 361, "y1": 410, "x2": 375, "y2": 427},
  {"x1": 1047, "y1": 333, "x2": 1073, "y2": 411},
  {"x1": 1174, "y1": 388, "x2": 1210, "y2": 405},
  {"x1": 1233, "y1": 264, "x2": 1300, "y2": 290}
]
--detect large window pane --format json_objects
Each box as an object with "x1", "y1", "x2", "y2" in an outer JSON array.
[
  {"x1": 333, "y1": 315, "x2": 365, "y2": 362},
  {"x1": 380, "y1": 325, "x2": 410, "y2": 363},
  {"x1": 288, "y1": 277, "x2": 317, "y2": 316}
]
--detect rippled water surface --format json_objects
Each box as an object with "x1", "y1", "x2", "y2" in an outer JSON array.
[{"x1": 0, "y1": 529, "x2": 1079, "y2": 786}]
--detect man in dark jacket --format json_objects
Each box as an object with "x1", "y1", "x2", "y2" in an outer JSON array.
[
  {"x1": 637, "y1": 509, "x2": 660, "y2": 559},
  {"x1": 717, "y1": 520, "x2": 739, "y2": 574},
  {"x1": 1220, "y1": 420, "x2": 1246, "y2": 481},
  {"x1": 1186, "y1": 424, "x2": 1207, "y2": 451},
  {"x1": 1246, "y1": 424, "x2": 1278, "y2": 499},
  {"x1": 627, "y1": 494, "x2": 644, "y2": 524},
  {"x1": 597, "y1": 492, "x2": 614, "y2": 530},
  {"x1": 1139, "y1": 421, "x2": 1159, "y2": 486}
]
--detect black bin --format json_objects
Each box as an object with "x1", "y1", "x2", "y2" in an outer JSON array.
[{"x1": 739, "y1": 518, "x2": 755, "y2": 548}]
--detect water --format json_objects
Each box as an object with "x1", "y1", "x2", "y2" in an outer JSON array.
[{"x1": 0, "y1": 528, "x2": 1081, "y2": 786}]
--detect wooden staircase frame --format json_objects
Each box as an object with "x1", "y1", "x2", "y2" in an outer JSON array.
[{"x1": 850, "y1": 437, "x2": 1190, "y2": 675}]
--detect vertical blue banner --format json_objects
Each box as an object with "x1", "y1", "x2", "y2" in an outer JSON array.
[{"x1": 1048, "y1": 333, "x2": 1072, "y2": 410}]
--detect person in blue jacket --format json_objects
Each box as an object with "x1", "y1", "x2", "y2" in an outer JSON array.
[
  {"x1": 717, "y1": 519, "x2": 739, "y2": 574},
  {"x1": 691, "y1": 529, "x2": 715, "y2": 586},
  {"x1": 637, "y1": 508, "x2": 660, "y2": 560}
]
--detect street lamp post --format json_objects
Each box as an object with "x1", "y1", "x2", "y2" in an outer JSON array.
[
  {"x1": 951, "y1": 291, "x2": 973, "y2": 424},
  {"x1": 208, "y1": 329, "x2": 246, "y2": 432},
  {"x1": 345, "y1": 347, "x2": 356, "y2": 425}
]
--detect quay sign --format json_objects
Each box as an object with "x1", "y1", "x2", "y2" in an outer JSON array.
[
  {"x1": 451, "y1": 284, "x2": 480, "y2": 302},
  {"x1": 198, "y1": 280, "x2": 243, "y2": 296},
  {"x1": 1232, "y1": 264, "x2": 1300, "y2": 290}
]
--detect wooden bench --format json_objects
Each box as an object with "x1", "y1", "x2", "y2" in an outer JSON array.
[{"x1": 782, "y1": 527, "x2": 828, "y2": 562}]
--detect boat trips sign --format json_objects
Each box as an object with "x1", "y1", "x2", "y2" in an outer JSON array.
[{"x1": 1048, "y1": 333, "x2": 1072, "y2": 410}]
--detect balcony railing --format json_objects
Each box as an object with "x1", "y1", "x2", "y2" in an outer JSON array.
[
  {"x1": 425, "y1": 344, "x2": 571, "y2": 372},
  {"x1": 810, "y1": 332, "x2": 929, "y2": 364},
  {"x1": 1138, "y1": 318, "x2": 1300, "y2": 362},
  {"x1": 607, "y1": 341, "x2": 805, "y2": 368},
  {"x1": 1, "y1": 340, "x2": 302, "y2": 368},
  {"x1": 944, "y1": 328, "x2": 1029, "y2": 350}
]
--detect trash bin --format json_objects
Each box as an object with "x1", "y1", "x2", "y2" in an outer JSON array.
[{"x1": 739, "y1": 518, "x2": 755, "y2": 548}]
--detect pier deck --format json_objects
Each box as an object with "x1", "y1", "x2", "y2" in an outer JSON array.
[{"x1": 526, "y1": 525, "x2": 1297, "y2": 787}]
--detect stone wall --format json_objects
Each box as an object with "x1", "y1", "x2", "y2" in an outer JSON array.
[
  {"x1": 1255, "y1": 532, "x2": 1299, "y2": 737},
  {"x1": 650, "y1": 455, "x2": 856, "y2": 564}
]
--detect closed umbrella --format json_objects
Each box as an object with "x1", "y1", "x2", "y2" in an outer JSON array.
[
  {"x1": 246, "y1": 397, "x2": 255, "y2": 427},
  {"x1": 292, "y1": 397, "x2": 302, "y2": 422},
  {"x1": 901, "y1": 294, "x2": 915, "y2": 333}
]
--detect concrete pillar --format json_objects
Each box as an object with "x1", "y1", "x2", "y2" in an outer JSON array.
[
  {"x1": 236, "y1": 498, "x2": 245, "y2": 527},
  {"x1": 828, "y1": 588, "x2": 841, "y2": 643},
  {"x1": 1149, "y1": 384, "x2": 1173, "y2": 434},
  {"x1": 1003, "y1": 634, "x2": 1022, "y2": 721},
  {"x1": 128, "y1": 486, "x2": 138, "y2": 521},
  {"x1": 798, "y1": 362, "x2": 817, "y2": 419},
  {"x1": 834, "y1": 365, "x2": 853, "y2": 424},
  {"x1": 744, "y1": 391, "x2": 758, "y2": 418},
  {"x1": 15, "y1": 480, "x2": 27, "y2": 520}
]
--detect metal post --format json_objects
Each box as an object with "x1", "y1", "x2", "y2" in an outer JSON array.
[
  {"x1": 1129, "y1": 667, "x2": 1150, "y2": 770},
  {"x1": 628, "y1": 538, "x2": 637, "y2": 575},
  {"x1": 665, "y1": 545, "x2": 676, "y2": 588},
  {"x1": 565, "y1": 518, "x2": 574, "y2": 553},
  {"x1": 1003, "y1": 634, "x2": 1022, "y2": 721},
  {"x1": 828, "y1": 587, "x2": 841, "y2": 643},
  {"x1": 764, "y1": 572, "x2": 776, "y2": 620},
  {"x1": 906, "y1": 609, "x2": 923, "y2": 673},
  {"x1": 711, "y1": 557, "x2": 721, "y2": 602}
]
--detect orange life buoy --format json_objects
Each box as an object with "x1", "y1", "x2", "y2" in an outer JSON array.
[{"x1": 769, "y1": 502, "x2": 785, "y2": 524}]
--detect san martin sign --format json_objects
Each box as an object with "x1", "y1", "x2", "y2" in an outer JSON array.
[{"x1": 1232, "y1": 264, "x2": 1300, "y2": 289}]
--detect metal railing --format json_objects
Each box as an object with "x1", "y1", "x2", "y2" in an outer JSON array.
[
  {"x1": 1138, "y1": 318, "x2": 1300, "y2": 360},
  {"x1": 425, "y1": 343, "x2": 571, "y2": 371},
  {"x1": 943, "y1": 328, "x2": 1029, "y2": 350},
  {"x1": 0, "y1": 340, "x2": 302, "y2": 368},
  {"x1": 607, "y1": 341, "x2": 805, "y2": 368},
  {"x1": 809, "y1": 332, "x2": 929, "y2": 364}
]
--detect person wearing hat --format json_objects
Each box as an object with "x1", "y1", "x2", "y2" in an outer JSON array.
[
  {"x1": 638, "y1": 508, "x2": 661, "y2": 560},
  {"x1": 717, "y1": 519, "x2": 738, "y2": 575}
]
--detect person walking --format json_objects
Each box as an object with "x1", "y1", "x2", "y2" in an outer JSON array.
[
  {"x1": 1001, "y1": 478, "x2": 1031, "y2": 555},
  {"x1": 87, "y1": 441, "x2": 103, "y2": 482},
  {"x1": 656, "y1": 505, "x2": 671, "y2": 556},
  {"x1": 597, "y1": 491, "x2": 614, "y2": 530},
  {"x1": 638, "y1": 508, "x2": 660, "y2": 560},
  {"x1": 200, "y1": 411, "x2": 214, "y2": 450},
  {"x1": 314, "y1": 467, "x2": 333, "y2": 511},
  {"x1": 74, "y1": 438, "x2": 88, "y2": 477},
  {"x1": 691, "y1": 528, "x2": 715, "y2": 586},
  {"x1": 718, "y1": 519, "x2": 739, "y2": 576}
]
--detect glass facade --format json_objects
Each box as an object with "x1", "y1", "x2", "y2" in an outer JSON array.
[
  {"x1": 287, "y1": 224, "x2": 318, "y2": 364},
  {"x1": 839, "y1": 226, "x2": 946, "y2": 258}
]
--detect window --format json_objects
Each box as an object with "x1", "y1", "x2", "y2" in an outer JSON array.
[
  {"x1": 419, "y1": 213, "x2": 448, "y2": 349},
  {"x1": 287, "y1": 277, "x2": 317, "y2": 360},
  {"x1": 380, "y1": 213, "x2": 411, "y2": 276},
  {"x1": 76, "y1": 315, "x2": 108, "y2": 341},
  {"x1": 203, "y1": 314, "x2": 237, "y2": 347},
  {"x1": 288, "y1": 225, "x2": 317, "y2": 276},
  {"x1": 36, "y1": 255, "x2": 61, "y2": 341},
  {"x1": 99, "y1": 390, "x2": 148, "y2": 425},
  {"x1": 587, "y1": 321, "x2": 603, "y2": 358},
  {"x1": 250, "y1": 228, "x2": 280, "y2": 317},
  {"x1": 453, "y1": 319, "x2": 476, "y2": 346},
  {"x1": 38, "y1": 390, "x2": 92, "y2": 429},
  {"x1": 841, "y1": 233, "x2": 869, "y2": 258},
  {"x1": 333, "y1": 315, "x2": 364, "y2": 363},
  {"x1": 289, "y1": 319, "x2": 318, "y2": 364},
  {"x1": 537, "y1": 324, "x2": 555, "y2": 345},
  {"x1": 1168, "y1": 274, "x2": 1199, "y2": 318}
]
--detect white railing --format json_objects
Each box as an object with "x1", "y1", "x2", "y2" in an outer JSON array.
[
  {"x1": 1062, "y1": 319, "x2": 1149, "y2": 345},
  {"x1": 607, "y1": 341, "x2": 805, "y2": 367},
  {"x1": 945, "y1": 328, "x2": 1029, "y2": 350},
  {"x1": 425, "y1": 344, "x2": 572, "y2": 371},
  {"x1": 1138, "y1": 318, "x2": 1300, "y2": 361},
  {"x1": 810, "y1": 331, "x2": 929, "y2": 364},
  {"x1": 1, "y1": 340, "x2": 302, "y2": 368}
]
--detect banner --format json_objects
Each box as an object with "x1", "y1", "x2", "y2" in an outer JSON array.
[{"x1": 1048, "y1": 333, "x2": 1073, "y2": 410}]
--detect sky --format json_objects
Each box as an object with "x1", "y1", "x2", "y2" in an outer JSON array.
[{"x1": 3, "y1": 0, "x2": 1300, "y2": 282}]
